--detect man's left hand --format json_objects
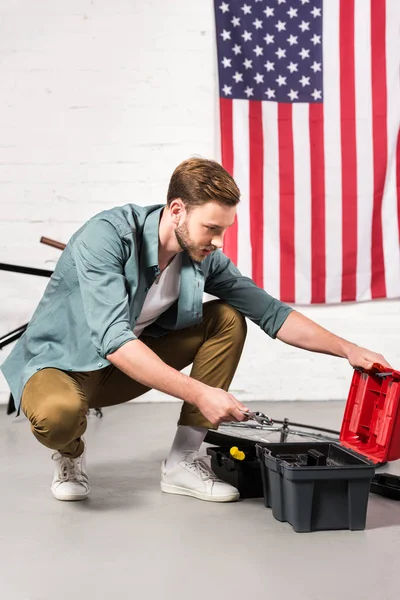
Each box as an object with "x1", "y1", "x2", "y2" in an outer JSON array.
[{"x1": 346, "y1": 344, "x2": 392, "y2": 371}]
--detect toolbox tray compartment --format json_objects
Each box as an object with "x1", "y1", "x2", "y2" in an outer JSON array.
[
  {"x1": 257, "y1": 442, "x2": 375, "y2": 532},
  {"x1": 370, "y1": 473, "x2": 400, "y2": 500}
]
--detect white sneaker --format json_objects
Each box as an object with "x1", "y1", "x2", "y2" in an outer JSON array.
[
  {"x1": 51, "y1": 445, "x2": 90, "y2": 501},
  {"x1": 161, "y1": 453, "x2": 240, "y2": 502}
]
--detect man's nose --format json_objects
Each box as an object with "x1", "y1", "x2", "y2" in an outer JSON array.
[{"x1": 211, "y1": 234, "x2": 224, "y2": 250}]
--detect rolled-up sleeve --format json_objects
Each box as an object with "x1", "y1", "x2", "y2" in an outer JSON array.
[
  {"x1": 73, "y1": 219, "x2": 137, "y2": 358},
  {"x1": 205, "y1": 251, "x2": 293, "y2": 338}
]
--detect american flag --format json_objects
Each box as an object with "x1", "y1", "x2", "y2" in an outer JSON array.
[{"x1": 214, "y1": 0, "x2": 400, "y2": 304}]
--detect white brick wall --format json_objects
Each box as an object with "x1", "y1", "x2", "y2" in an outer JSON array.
[{"x1": 1, "y1": 0, "x2": 399, "y2": 405}]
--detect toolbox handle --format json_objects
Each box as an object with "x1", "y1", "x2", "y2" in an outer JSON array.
[
  {"x1": 369, "y1": 362, "x2": 389, "y2": 374},
  {"x1": 259, "y1": 446, "x2": 283, "y2": 474},
  {"x1": 365, "y1": 363, "x2": 400, "y2": 379}
]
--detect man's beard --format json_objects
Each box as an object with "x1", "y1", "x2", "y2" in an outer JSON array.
[{"x1": 175, "y1": 221, "x2": 207, "y2": 262}]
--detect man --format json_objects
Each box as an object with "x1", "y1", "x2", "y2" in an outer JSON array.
[{"x1": 1, "y1": 158, "x2": 390, "y2": 503}]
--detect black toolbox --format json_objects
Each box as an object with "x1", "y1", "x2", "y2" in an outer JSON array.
[
  {"x1": 256, "y1": 442, "x2": 375, "y2": 532},
  {"x1": 206, "y1": 445, "x2": 263, "y2": 499},
  {"x1": 207, "y1": 441, "x2": 376, "y2": 531},
  {"x1": 206, "y1": 366, "x2": 400, "y2": 531}
]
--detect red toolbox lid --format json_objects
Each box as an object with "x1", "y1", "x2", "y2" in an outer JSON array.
[{"x1": 340, "y1": 364, "x2": 400, "y2": 464}]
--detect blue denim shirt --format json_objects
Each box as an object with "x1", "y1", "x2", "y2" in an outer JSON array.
[{"x1": 1, "y1": 203, "x2": 293, "y2": 411}]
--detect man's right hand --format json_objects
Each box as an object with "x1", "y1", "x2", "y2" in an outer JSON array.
[{"x1": 195, "y1": 387, "x2": 250, "y2": 427}]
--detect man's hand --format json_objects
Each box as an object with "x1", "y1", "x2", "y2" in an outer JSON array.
[
  {"x1": 195, "y1": 387, "x2": 250, "y2": 427},
  {"x1": 345, "y1": 344, "x2": 392, "y2": 371}
]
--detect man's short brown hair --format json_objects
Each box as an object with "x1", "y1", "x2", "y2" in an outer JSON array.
[{"x1": 167, "y1": 158, "x2": 240, "y2": 209}]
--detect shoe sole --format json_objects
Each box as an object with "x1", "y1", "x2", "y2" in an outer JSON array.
[
  {"x1": 160, "y1": 481, "x2": 239, "y2": 502},
  {"x1": 52, "y1": 490, "x2": 90, "y2": 502}
]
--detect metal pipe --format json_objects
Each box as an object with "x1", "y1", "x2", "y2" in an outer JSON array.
[
  {"x1": 40, "y1": 236, "x2": 66, "y2": 251},
  {"x1": 0, "y1": 325, "x2": 28, "y2": 350},
  {"x1": 0, "y1": 263, "x2": 53, "y2": 277}
]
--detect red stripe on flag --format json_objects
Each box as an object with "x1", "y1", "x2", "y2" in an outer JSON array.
[
  {"x1": 249, "y1": 101, "x2": 264, "y2": 288},
  {"x1": 370, "y1": 0, "x2": 387, "y2": 298},
  {"x1": 340, "y1": 0, "x2": 357, "y2": 302},
  {"x1": 309, "y1": 103, "x2": 326, "y2": 304},
  {"x1": 220, "y1": 98, "x2": 238, "y2": 265},
  {"x1": 278, "y1": 103, "x2": 295, "y2": 303},
  {"x1": 397, "y1": 129, "x2": 400, "y2": 244}
]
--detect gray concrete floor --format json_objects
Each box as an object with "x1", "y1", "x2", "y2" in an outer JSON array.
[{"x1": 1, "y1": 400, "x2": 400, "y2": 600}]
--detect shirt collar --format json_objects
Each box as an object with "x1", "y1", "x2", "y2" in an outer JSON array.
[{"x1": 141, "y1": 205, "x2": 165, "y2": 268}]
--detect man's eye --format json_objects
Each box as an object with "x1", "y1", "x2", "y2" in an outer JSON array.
[{"x1": 207, "y1": 226, "x2": 216, "y2": 231}]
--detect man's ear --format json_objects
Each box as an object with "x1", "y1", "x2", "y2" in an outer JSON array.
[{"x1": 169, "y1": 198, "x2": 186, "y2": 225}]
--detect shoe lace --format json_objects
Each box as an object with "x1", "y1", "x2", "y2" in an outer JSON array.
[
  {"x1": 52, "y1": 452, "x2": 81, "y2": 482},
  {"x1": 186, "y1": 456, "x2": 218, "y2": 481}
]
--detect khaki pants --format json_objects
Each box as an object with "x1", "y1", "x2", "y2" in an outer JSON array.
[{"x1": 21, "y1": 300, "x2": 247, "y2": 458}]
